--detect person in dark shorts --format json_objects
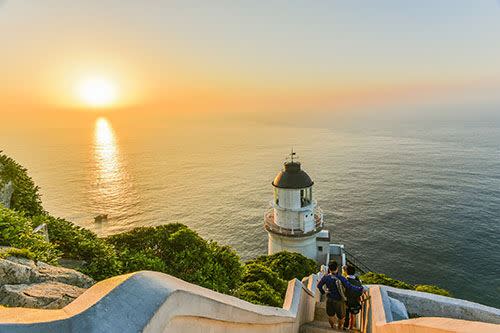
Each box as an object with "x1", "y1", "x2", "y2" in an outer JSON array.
[
  {"x1": 343, "y1": 265, "x2": 363, "y2": 330},
  {"x1": 317, "y1": 261, "x2": 365, "y2": 330}
]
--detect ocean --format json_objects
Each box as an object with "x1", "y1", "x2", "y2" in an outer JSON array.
[{"x1": 2, "y1": 110, "x2": 499, "y2": 308}]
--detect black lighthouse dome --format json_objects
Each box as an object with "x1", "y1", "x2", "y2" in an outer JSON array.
[{"x1": 272, "y1": 161, "x2": 314, "y2": 189}]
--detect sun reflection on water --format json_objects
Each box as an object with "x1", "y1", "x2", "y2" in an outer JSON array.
[
  {"x1": 94, "y1": 117, "x2": 119, "y2": 182},
  {"x1": 92, "y1": 117, "x2": 128, "y2": 216}
]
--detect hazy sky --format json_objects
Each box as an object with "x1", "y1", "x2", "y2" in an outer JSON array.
[{"x1": 1, "y1": 0, "x2": 500, "y2": 114}]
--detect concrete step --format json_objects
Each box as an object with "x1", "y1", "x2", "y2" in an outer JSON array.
[
  {"x1": 300, "y1": 320, "x2": 346, "y2": 333},
  {"x1": 314, "y1": 301, "x2": 329, "y2": 322},
  {"x1": 315, "y1": 300, "x2": 358, "y2": 321},
  {"x1": 311, "y1": 302, "x2": 361, "y2": 333}
]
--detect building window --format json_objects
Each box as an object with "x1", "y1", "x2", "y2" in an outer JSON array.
[
  {"x1": 301, "y1": 187, "x2": 312, "y2": 207},
  {"x1": 318, "y1": 246, "x2": 323, "y2": 252},
  {"x1": 274, "y1": 187, "x2": 279, "y2": 205}
]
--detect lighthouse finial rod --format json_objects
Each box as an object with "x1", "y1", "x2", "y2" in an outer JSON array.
[{"x1": 290, "y1": 148, "x2": 297, "y2": 163}]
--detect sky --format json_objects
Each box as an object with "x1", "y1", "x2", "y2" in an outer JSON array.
[{"x1": 1, "y1": 0, "x2": 500, "y2": 115}]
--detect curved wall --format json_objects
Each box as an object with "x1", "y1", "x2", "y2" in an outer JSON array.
[{"x1": 0, "y1": 270, "x2": 324, "y2": 333}]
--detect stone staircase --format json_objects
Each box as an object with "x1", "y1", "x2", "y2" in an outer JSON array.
[{"x1": 300, "y1": 301, "x2": 361, "y2": 333}]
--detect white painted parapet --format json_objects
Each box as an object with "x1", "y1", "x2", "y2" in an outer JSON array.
[
  {"x1": 1, "y1": 270, "x2": 498, "y2": 333},
  {"x1": 364, "y1": 285, "x2": 500, "y2": 333},
  {"x1": 0, "y1": 269, "x2": 325, "y2": 333}
]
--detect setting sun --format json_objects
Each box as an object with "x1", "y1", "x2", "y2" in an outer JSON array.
[{"x1": 77, "y1": 76, "x2": 118, "y2": 107}]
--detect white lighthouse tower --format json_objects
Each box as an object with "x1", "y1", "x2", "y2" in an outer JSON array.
[{"x1": 264, "y1": 151, "x2": 330, "y2": 262}]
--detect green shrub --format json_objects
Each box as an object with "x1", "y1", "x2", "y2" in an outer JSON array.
[
  {"x1": 247, "y1": 251, "x2": 318, "y2": 281},
  {"x1": 236, "y1": 251, "x2": 317, "y2": 306},
  {"x1": 0, "y1": 247, "x2": 36, "y2": 260},
  {"x1": 107, "y1": 224, "x2": 242, "y2": 294},
  {"x1": 118, "y1": 248, "x2": 167, "y2": 273},
  {"x1": 205, "y1": 242, "x2": 243, "y2": 292},
  {"x1": 0, "y1": 207, "x2": 59, "y2": 263},
  {"x1": 414, "y1": 284, "x2": 451, "y2": 297},
  {"x1": 32, "y1": 214, "x2": 121, "y2": 280},
  {"x1": 0, "y1": 152, "x2": 44, "y2": 217},
  {"x1": 360, "y1": 272, "x2": 451, "y2": 297},
  {"x1": 241, "y1": 263, "x2": 288, "y2": 297},
  {"x1": 359, "y1": 272, "x2": 414, "y2": 290},
  {"x1": 233, "y1": 280, "x2": 283, "y2": 307}
]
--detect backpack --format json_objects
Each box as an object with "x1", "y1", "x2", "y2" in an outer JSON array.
[
  {"x1": 332, "y1": 275, "x2": 347, "y2": 302},
  {"x1": 345, "y1": 276, "x2": 363, "y2": 307}
]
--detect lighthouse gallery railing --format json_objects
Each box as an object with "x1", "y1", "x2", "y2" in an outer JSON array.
[{"x1": 264, "y1": 208, "x2": 323, "y2": 236}]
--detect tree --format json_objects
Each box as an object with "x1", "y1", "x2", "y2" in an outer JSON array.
[
  {"x1": 233, "y1": 280, "x2": 283, "y2": 307},
  {"x1": 234, "y1": 251, "x2": 317, "y2": 307},
  {"x1": 241, "y1": 263, "x2": 288, "y2": 297},
  {"x1": 0, "y1": 152, "x2": 44, "y2": 217},
  {"x1": 247, "y1": 251, "x2": 318, "y2": 281},
  {"x1": 107, "y1": 224, "x2": 242, "y2": 294},
  {"x1": 118, "y1": 248, "x2": 166, "y2": 273},
  {"x1": 32, "y1": 214, "x2": 122, "y2": 280}
]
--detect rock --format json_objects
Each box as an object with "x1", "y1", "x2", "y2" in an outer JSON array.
[
  {"x1": 0, "y1": 257, "x2": 94, "y2": 309},
  {"x1": 388, "y1": 296, "x2": 409, "y2": 321},
  {"x1": 0, "y1": 180, "x2": 13, "y2": 208},
  {"x1": 0, "y1": 258, "x2": 40, "y2": 285},
  {"x1": 0, "y1": 282, "x2": 86, "y2": 309},
  {"x1": 36, "y1": 261, "x2": 94, "y2": 288}
]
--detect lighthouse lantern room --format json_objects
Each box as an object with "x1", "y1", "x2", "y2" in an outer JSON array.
[{"x1": 264, "y1": 151, "x2": 329, "y2": 262}]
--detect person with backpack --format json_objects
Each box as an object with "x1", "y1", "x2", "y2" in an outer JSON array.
[
  {"x1": 343, "y1": 265, "x2": 363, "y2": 330},
  {"x1": 317, "y1": 261, "x2": 365, "y2": 330}
]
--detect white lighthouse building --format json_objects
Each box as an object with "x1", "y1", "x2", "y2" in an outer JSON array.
[{"x1": 264, "y1": 152, "x2": 331, "y2": 263}]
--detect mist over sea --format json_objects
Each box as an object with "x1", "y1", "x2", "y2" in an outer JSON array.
[{"x1": 2, "y1": 107, "x2": 499, "y2": 308}]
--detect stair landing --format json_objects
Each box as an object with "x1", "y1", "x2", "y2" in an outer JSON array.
[
  {"x1": 300, "y1": 301, "x2": 360, "y2": 333},
  {"x1": 300, "y1": 320, "x2": 345, "y2": 333}
]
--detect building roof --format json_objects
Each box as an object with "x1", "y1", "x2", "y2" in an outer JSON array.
[{"x1": 272, "y1": 161, "x2": 314, "y2": 189}]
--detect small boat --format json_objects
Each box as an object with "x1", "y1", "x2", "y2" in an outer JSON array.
[{"x1": 94, "y1": 214, "x2": 108, "y2": 223}]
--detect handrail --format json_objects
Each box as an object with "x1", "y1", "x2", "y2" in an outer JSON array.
[
  {"x1": 343, "y1": 248, "x2": 374, "y2": 275},
  {"x1": 359, "y1": 290, "x2": 371, "y2": 332}
]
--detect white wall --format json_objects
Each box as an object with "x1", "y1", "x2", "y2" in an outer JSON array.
[
  {"x1": 274, "y1": 188, "x2": 315, "y2": 231},
  {"x1": 0, "y1": 270, "x2": 325, "y2": 333},
  {"x1": 268, "y1": 233, "x2": 318, "y2": 260}
]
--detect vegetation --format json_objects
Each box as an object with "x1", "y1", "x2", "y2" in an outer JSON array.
[
  {"x1": 359, "y1": 272, "x2": 413, "y2": 290},
  {"x1": 233, "y1": 280, "x2": 283, "y2": 307},
  {"x1": 234, "y1": 251, "x2": 318, "y2": 306},
  {"x1": 0, "y1": 152, "x2": 44, "y2": 217},
  {"x1": 107, "y1": 224, "x2": 243, "y2": 294},
  {"x1": 0, "y1": 207, "x2": 60, "y2": 264},
  {"x1": 414, "y1": 284, "x2": 451, "y2": 297},
  {"x1": 0, "y1": 247, "x2": 37, "y2": 260},
  {"x1": 31, "y1": 214, "x2": 122, "y2": 280},
  {"x1": 247, "y1": 251, "x2": 318, "y2": 281},
  {"x1": 360, "y1": 272, "x2": 451, "y2": 297},
  {"x1": 241, "y1": 263, "x2": 288, "y2": 297}
]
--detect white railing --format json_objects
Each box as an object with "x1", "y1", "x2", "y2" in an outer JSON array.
[{"x1": 264, "y1": 209, "x2": 323, "y2": 236}]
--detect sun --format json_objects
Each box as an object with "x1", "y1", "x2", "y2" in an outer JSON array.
[{"x1": 77, "y1": 76, "x2": 118, "y2": 107}]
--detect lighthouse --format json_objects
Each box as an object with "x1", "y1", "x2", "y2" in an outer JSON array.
[{"x1": 264, "y1": 151, "x2": 330, "y2": 262}]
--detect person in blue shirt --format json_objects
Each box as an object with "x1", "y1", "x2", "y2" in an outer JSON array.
[{"x1": 317, "y1": 261, "x2": 365, "y2": 330}]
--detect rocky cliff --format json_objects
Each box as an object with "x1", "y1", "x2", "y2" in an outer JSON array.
[{"x1": 0, "y1": 256, "x2": 94, "y2": 309}]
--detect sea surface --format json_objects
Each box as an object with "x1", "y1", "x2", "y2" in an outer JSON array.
[{"x1": 2, "y1": 111, "x2": 499, "y2": 308}]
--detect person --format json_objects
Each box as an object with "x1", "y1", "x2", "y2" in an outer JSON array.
[
  {"x1": 343, "y1": 265, "x2": 363, "y2": 330},
  {"x1": 317, "y1": 261, "x2": 365, "y2": 330},
  {"x1": 341, "y1": 265, "x2": 349, "y2": 278}
]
